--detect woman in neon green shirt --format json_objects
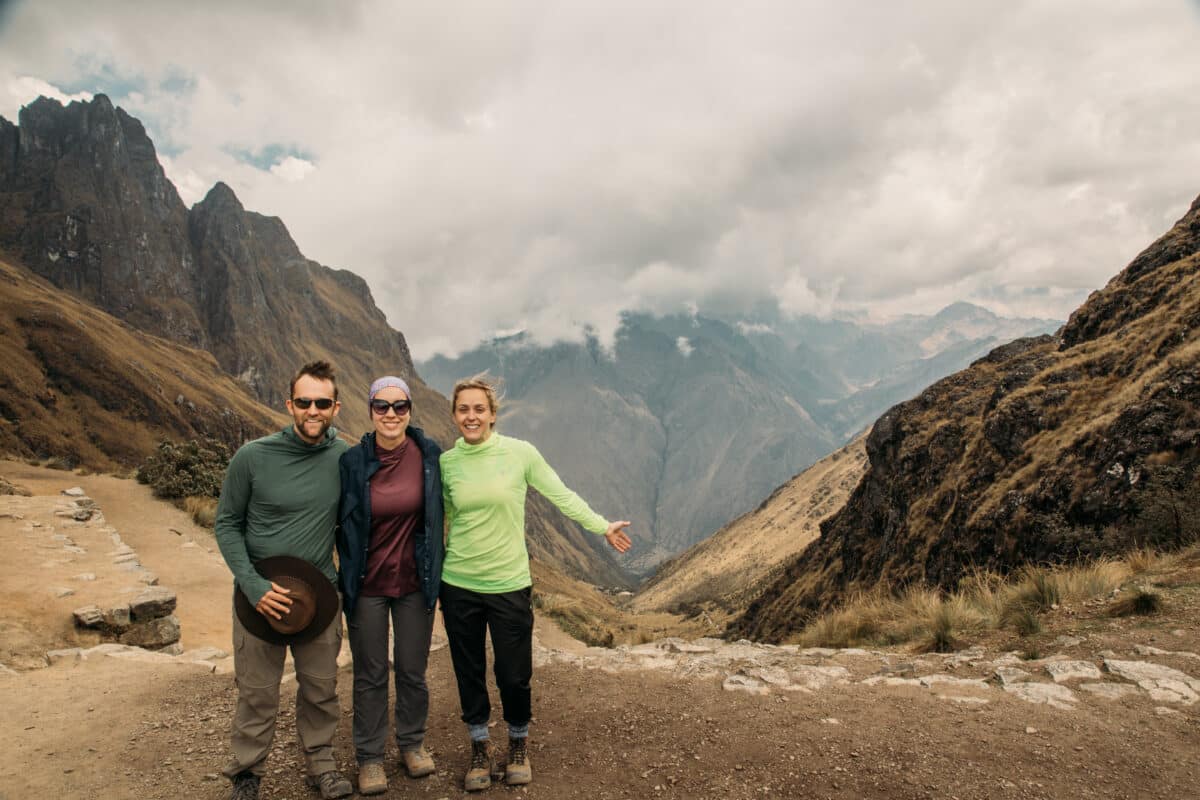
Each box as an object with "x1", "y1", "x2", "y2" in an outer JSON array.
[{"x1": 440, "y1": 376, "x2": 632, "y2": 792}]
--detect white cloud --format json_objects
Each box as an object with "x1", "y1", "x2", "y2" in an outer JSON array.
[
  {"x1": 1, "y1": 1, "x2": 1199, "y2": 358},
  {"x1": 3, "y1": 76, "x2": 91, "y2": 118},
  {"x1": 270, "y1": 156, "x2": 316, "y2": 183},
  {"x1": 675, "y1": 336, "x2": 693, "y2": 357}
]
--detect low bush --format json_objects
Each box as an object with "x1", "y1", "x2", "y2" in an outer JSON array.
[{"x1": 137, "y1": 439, "x2": 230, "y2": 500}]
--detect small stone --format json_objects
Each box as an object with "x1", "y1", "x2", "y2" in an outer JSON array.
[
  {"x1": 992, "y1": 667, "x2": 1033, "y2": 687},
  {"x1": 1045, "y1": 661, "x2": 1102, "y2": 683},
  {"x1": 47, "y1": 648, "x2": 82, "y2": 665},
  {"x1": 73, "y1": 605, "x2": 104, "y2": 628},
  {"x1": 62, "y1": 487, "x2": 86, "y2": 497},
  {"x1": 73, "y1": 573, "x2": 96, "y2": 582},
  {"x1": 1025, "y1": 726, "x2": 1037, "y2": 734},
  {"x1": 52, "y1": 587, "x2": 75, "y2": 598},
  {"x1": 722, "y1": 674, "x2": 769, "y2": 695}
]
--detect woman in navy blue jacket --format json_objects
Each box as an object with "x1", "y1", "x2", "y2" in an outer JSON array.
[{"x1": 336, "y1": 376, "x2": 443, "y2": 796}]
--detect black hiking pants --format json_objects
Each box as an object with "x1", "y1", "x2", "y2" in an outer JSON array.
[{"x1": 440, "y1": 583, "x2": 534, "y2": 728}]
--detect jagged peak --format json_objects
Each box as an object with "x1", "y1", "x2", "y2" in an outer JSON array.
[{"x1": 196, "y1": 181, "x2": 244, "y2": 212}]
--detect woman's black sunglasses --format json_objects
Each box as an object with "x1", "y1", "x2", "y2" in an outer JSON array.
[
  {"x1": 370, "y1": 398, "x2": 412, "y2": 415},
  {"x1": 292, "y1": 397, "x2": 336, "y2": 410}
]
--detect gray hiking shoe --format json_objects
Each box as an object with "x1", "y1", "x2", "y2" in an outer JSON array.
[
  {"x1": 306, "y1": 770, "x2": 353, "y2": 799},
  {"x1": 230, "y1": 772, "x2": 260, "y2": 800}
]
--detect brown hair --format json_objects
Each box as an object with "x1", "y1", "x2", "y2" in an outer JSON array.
[
  {"x1": 451, "y1": 374, "x2": 501, "y2": 417},
  {"x1": 290, "y1": 360, "x2": 339, "y2": 400}
]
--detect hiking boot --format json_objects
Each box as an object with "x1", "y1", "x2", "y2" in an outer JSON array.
[
  {"x1": 306, "y1": 770, "x2": 353, "y2": 799},
  {"x1": 357, "y1": 761, "x2": 387, "y2": 795},
  {"x1": 230, "y1": 772, "x2": 260, "y2": 800},
  {"x1": 464, "y1": 739, "x2": 499, "y2": 792},
  {"x1": 402, "y1": 745, "x2": 436, "y2": 778},
  {"x1": 505, "y1": 737, "x2": 532, "y2": 785}
]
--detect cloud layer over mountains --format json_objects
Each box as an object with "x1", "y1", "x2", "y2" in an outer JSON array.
[{"x1": 3, "y1": 1, "x2": 1200, "y2": 357}]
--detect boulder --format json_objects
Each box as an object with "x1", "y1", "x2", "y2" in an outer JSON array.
[
  {"x1": 119, "y1": 615, "x2": 181, "y2": 649},
  {"x1": 130, "y1": 587, "x2": 176, "y2": 621},
  {"x1": 102, "y1": 604, "x2": 132, "y2": 631}
]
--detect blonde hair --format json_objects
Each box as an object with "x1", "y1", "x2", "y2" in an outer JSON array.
[{"x1": 451, "y1": 374, "x2": 502, "y2": 417}]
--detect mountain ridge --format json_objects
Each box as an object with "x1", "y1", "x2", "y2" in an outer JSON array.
[
  {"x1": 421, "y1": 304, "x2": 1060, "y2": 571},
  {"x1": 730, "y1": 192, "x2": 1200, "y2": 642}
]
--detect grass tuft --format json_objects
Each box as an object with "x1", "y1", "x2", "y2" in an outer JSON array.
[
  {"x1": 184, "y1": 496, "x2": 218, "y2": 528},
  {"x1": 1107, "y1": 588, "x2": 1163, "y2": 617}
]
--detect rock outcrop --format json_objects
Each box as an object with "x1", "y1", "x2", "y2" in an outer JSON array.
[{"x1": 732, "y1": 193, "x2": 1200, "y2": 642}]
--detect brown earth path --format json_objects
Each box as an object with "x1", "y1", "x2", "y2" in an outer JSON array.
[{"x1": 2, "y1": 463, "x2": 1199, "y2": 800}]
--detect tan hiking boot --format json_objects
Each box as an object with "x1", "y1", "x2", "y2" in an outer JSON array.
[
  {"x1": 402, "y1": 745, "x2": 435, "y2": 778},
  {"x1": 463, "y1": 739, "x2": 498, "y2": 792},
  {"x1": 505, "y1": 737, "x2": 532, "y2": 785},
  {"x1": 357, "y1": 762, "x2": 387, "y2": 796}
]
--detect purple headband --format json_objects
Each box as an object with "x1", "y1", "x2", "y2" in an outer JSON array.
[{"x1": 368, "y1": 376, "x2": 412, "y2": 405}]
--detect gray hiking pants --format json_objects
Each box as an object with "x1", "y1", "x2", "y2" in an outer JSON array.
[{"x1": 346, "y1": 592, "x2": 435, "y2": 763}]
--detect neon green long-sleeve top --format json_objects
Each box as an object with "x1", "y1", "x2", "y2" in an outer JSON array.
[{"x1": 440, "y1": 433, "x2": 609, "y2": 593}]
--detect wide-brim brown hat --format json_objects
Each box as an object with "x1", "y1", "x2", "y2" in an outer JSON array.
[{"x1": 234, "y1": 556, "x2": 339, "y2": 645}]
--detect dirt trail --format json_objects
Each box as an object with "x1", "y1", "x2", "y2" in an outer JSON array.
[{"x1": 2, "y1": 463, "x2": 1199, "y2": 800}]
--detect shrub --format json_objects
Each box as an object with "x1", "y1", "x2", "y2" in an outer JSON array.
[{"x1": 137, "y1": 438, "x2": 231, "y2": 500}]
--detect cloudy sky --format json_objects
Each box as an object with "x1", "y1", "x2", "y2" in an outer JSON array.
[{"x1": 2, "y1": 1, "x2": 1199, "y2": 357}]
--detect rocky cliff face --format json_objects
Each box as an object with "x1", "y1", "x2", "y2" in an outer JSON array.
[
  {"x1": 731, "y1": 194, "x2": 1200, "y2": 642},
  {"x1": 0, "y1": 96, "x2": 202, "y2": 343},
  {"x1": 0, "y1": 95, "x2": 416, "y2": 437}
]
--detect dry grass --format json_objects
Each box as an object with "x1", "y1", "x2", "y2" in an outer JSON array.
[
  {"x1": 183, "y1": 496, "x2": 218, "y2": 528},
  {"x1": 1107, "y1": 588, "x2": 1164, "y2": 617},
  {"x1": 794, "y1": 552, "x2": 1145, "y2": 649}
]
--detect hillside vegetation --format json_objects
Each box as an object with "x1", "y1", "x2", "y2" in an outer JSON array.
[{"x1": 732, "y1": 193, "x2": 1200, "y2": 642}]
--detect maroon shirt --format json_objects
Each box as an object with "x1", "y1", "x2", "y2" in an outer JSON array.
[{"x1": 362, "y1": 435, "x2": 424, "y2": 597}]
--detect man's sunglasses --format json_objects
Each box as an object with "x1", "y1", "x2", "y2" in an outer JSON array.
[
  {"x1": 292, "y1": 397, "x2": 336, "y2": 410},
  {"x1": 370, "y1": 398, "x2": 412, "y2": 416}
]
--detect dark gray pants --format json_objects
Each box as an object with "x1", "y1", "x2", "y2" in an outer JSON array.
[{"x1": 346, "y1": 592, "x2": 434, "y2": 763}]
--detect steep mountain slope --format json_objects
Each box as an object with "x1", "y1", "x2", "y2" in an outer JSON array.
[
  {"x1": 421, "y1": 308, "x2": 1057, "y2": 572},
  {"x1": 634, "y1": 434, "x2": 867, "y2": 621},
  {"x1": 0, "y1": 95, "x2": 413, "y2": 438},
  {"x1": 0, "y1": 256, "x2": 281, "y2": 469},
  {"x1": 732, "y1": 193, "x2": 1200, "y2": 642}
]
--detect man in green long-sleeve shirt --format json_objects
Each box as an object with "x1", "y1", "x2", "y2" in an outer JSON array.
[{"x1": 214, "y1": 361, "x2": 352, "y2": 800}]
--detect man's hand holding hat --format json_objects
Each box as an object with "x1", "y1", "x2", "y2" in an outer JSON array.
[{"x1": 255, "y1": 582, "x2": 294, "y2": 620}]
